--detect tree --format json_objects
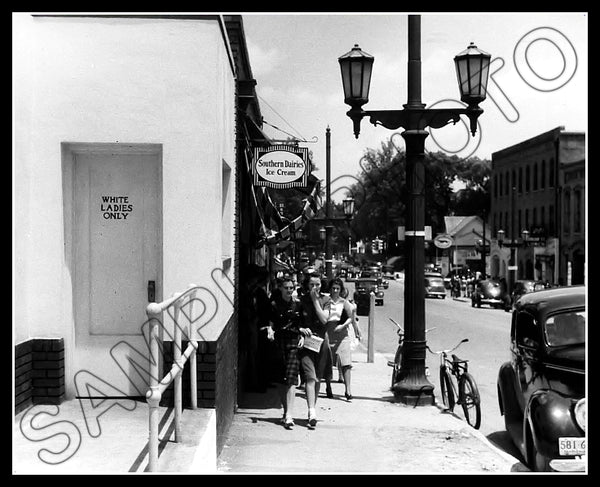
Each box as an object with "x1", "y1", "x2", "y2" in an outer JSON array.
[
  {"x1": 346, "y1": 138, "x2": 491, "y2": 249},
  {"x1": 451, "y1": 156, "x2": 491, "y2": 217}
]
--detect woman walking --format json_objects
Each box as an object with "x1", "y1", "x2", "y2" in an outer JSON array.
[{"x1": 314, "y1": 278, "x2": 362, "y2": 401}]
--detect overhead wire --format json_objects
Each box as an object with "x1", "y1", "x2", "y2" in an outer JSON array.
[{"x1": 257, "y1": 94, "x2": 307, "y2": 142}]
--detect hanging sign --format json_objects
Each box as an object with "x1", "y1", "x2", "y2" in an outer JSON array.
[
  {"x1": 434, "y1": 234, "x2": 454, "y2": 249},
  {"x1": 253, "y1": 145, "x2": 310, "y2": 189}
]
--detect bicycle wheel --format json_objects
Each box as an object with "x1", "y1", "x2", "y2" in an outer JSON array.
[
  {"x1": 460, "y1": 372, "x2": 481, "y2": 429},
  {"x1": 439, "y1": 366, "x2": 455, "y2": 411},
  {"x1": 391, "y1": 345, "x2": 403, "y2": 389}
]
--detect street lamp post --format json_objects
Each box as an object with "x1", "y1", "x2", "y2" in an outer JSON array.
[
  {"x1": 338, "y1": 15, "x2": 490, "y2": 406},
  {"x1": 314, "y1": 126, "x2": 355, "y2": 282}
]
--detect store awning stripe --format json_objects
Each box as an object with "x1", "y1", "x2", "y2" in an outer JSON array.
[{"x1": 256, "y1": 180, "x2": 321, "y2": 248}]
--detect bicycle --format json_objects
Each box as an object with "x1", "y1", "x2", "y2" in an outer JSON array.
[
  {"x1": 427, "y1": 338, "x2": 482, "y2": 429},
  {"x1": 387, "y1": 318, "x2": 435, "y2": 390}
]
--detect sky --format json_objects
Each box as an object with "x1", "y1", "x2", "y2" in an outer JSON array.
[{"x1": 242, "y1": 12, "x2": 587, "y2": 201}]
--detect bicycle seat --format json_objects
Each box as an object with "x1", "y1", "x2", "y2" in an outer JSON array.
[{"x1": 451, "y1": 354, "x2": 468, "y2": 364}]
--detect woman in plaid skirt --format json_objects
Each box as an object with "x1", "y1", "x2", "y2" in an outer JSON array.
[{"x1": 266, "y1": 276, "x2": 303, "y2": 429}]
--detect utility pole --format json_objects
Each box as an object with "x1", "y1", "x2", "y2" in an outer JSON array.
[{"x1": 325, "y1": 126, "x2": 333, "y2": 281}]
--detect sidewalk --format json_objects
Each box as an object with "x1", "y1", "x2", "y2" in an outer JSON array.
[
  {"x1": 13, "y1": 347, "x2": 523, "y2": 474},
  {"x1": 217, "y1": 347, "x2": 522, "y2": 474}
]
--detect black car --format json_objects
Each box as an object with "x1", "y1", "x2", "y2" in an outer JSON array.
[
  {"x1": 497, "y1": 286, "x2": 586, "y2": 472},
  {"x1": 471, "y1": 278, "x2": 511, "y2": 310},
  {"x1": 353, "y1": 278, "x2": 384, "y2": 315},
  {"x1": 511, "y1": 279, "x2": 545, "y2": 306},
  {"x1": 424, "y1": 274, "x2": 446, "y2": 299}
]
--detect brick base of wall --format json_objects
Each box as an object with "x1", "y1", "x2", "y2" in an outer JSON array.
[
  {"x1": 160, "y1": 341, "x2": 217, "y2": 408},
  {"x1": 15, "y1": 338, "x2": 65, "y2": 414},
  {"x1": 160, "y1": 314, "x2": 238, "y2": 456}
]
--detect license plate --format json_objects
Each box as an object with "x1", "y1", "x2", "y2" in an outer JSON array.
[{"x1": 559, "y1": 437, "x2": 586, "y2": 456}]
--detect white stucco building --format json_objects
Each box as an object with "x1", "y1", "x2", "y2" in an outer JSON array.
[{"x1": 14, "y1": 13, "x2": 245, "y2": 410}]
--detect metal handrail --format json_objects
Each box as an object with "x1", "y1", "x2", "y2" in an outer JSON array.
[{"x1": 145, "y1": 283, "x2": 200, "y2": 472}]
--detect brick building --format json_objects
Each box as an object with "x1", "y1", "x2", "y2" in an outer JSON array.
[{"x1": 489, "y1": 126, "x2": 585, "y2": 288}]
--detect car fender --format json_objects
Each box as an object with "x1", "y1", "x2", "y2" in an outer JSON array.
[
  {"x1": 497, "y1": 362, "x2": 522, "y2": 420},
  {"x1": 525, "y1": 389, "x2": 582, "y2": 457}
]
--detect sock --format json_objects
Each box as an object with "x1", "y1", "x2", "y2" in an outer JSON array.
[{"x1": 308, "y1": 407, "x2": 316, "y2": 418}]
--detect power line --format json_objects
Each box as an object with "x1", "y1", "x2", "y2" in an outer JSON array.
[{"x1": 258, "y1": 94, "x2": 306, "y2": 142}]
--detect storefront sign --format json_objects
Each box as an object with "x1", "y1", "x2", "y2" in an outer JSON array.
[{"x1": 253, "y1": 145, "x2": 310, "y2": 188}]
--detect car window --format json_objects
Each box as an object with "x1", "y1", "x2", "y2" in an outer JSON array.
[
  {"x1": 425, "y1": 277, "x2": 444, "y2": 286},
  {"x1": 356, "y1": 280, "x2": 377, "y2": 289},
  {"x1": 545, "y1": 310, "x2": 586, "y2": 347},
  {"x1": 515, "y1": 311, "x2": 540, "y2": 347}
]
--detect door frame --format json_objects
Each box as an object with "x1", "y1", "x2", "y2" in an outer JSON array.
[{"x1": 62, "y1": 142, "x2": 163, "y2": 398}]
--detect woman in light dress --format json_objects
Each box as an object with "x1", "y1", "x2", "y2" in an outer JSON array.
[{"x1": 313, "y1": 277, "x2": 362, "y2": 401}]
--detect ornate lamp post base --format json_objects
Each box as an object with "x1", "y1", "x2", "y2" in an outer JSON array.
[
  {"x1": 392, "y1": 382, "x2": 435, "y2": 406},
  {"x1": 391, "y1": 339, "x2": 435, "y2": 406}
]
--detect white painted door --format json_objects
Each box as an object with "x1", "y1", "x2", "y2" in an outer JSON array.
[{"x1": 73, "y1": 150, "x2": 161, "y2": 397}]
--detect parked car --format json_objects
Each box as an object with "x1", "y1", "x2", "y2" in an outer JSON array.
[
  {"x1": 424, "y1": 275, "x2": 446, "y2": 299},
  {"x1": 511, "y1": 279, "x2": 545, "y2": 306},
  {"x1": 383, "y1": 270, "x2": 395, "y2": 280},
  {"x1": 345, "y1": 266, "x2": 360, "y2": 282},
  {"x1": 353, "y1": 278, "x2": 385, "y2": 315},
  {"x1": 497, "y1": 286, "x2": 586, "y2": 472},
  {"x1": 471, "y1": 278, "x2": 511, "y2": 310}
]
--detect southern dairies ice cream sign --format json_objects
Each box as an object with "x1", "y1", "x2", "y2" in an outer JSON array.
[{"x1": 253, "y1": 145, "x2": 310, "y2": 188}]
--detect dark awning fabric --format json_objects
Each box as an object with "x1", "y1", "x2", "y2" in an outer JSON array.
[
  {"x1": 256, "y1": 179, "x2": 321, "y2": 248},
  {"x1": 245, "y1": 114, "x2": 273, "y2": 145}
]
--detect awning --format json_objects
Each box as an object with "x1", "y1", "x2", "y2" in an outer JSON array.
[
  {"x1": 273, "y1": 256, "x2": 295, "y2": 272},
  {"x1": 257, "y1": 179, "x2": 321, "y2": 248}
]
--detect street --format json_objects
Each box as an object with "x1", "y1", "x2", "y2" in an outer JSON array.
[{"x1": 347, "y1": 277, "x2": 525, "y2": 465}]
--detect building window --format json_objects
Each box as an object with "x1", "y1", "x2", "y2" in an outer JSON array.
[
  {"x1": 549, "y1": 158, "x2": 555, "y2": 187},
  {"x1": 493, "y1": 174, "x2": 498, "y2": 199},
  {"x1": 505, "y1": 171, "x2": 509, "y2": 195},
  {"x1": 563, "y1": 190, "x2": 571, "y2": 234},
  {"x1": 533, "y1": 162, "x2": 538, "y2": 191},
  {"x1": 498, "y1": 173, "x2": 503, "y2": 197},
  {"x1": 574, "y1": 189, "x2": 582, "y2": 233},
  {"x1": 512, "y1": 169, "x2": 516, "y2": 191},
  {"x1": 541, "y1": 160, "x2": 546, "y2": 189},
  {"x1": 525, "y1": 165, "x2": 530, "y2": 192},
  {"x1": 541, "y1": 206, "x2": 545, "y2": 228},
  {"x1": 221, "y1": 159, "x2": 233, "y2": 272},
  {"x1": 518, "y1": 209, "x2": 522, "y2": 234},
  {"x1": 532, "y1": 207, "x2": 537, "y2": 227},
  {"x1": 518, "y1": 167, "x2": 523, "y2": 193},
  {"x1": 525, "y1": 208, "x2": 529, "y2": 230},
  {"x1": 549, "y1": 204, "x2": 555, "y2": 235}
]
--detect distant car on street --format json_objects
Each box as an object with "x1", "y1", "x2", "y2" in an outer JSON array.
[
  {"x1": 471, "y1": 278, "x2": 511, "y2": 310},
  {"x1": 424, "y1": 274, "x2": 446, "y2": 299},
  {"x1": 497, "y1": 286, "x2": 586, "y2": 472},
  {"x1": 345, "y1": 266, "x2": 360, "y2": 282},
  {"x1": 353, "y1": 278, "x2": 384, "y2": 315},
  {"x1": 511, "y1": 279, "x2": 546, "y2": 306}
]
